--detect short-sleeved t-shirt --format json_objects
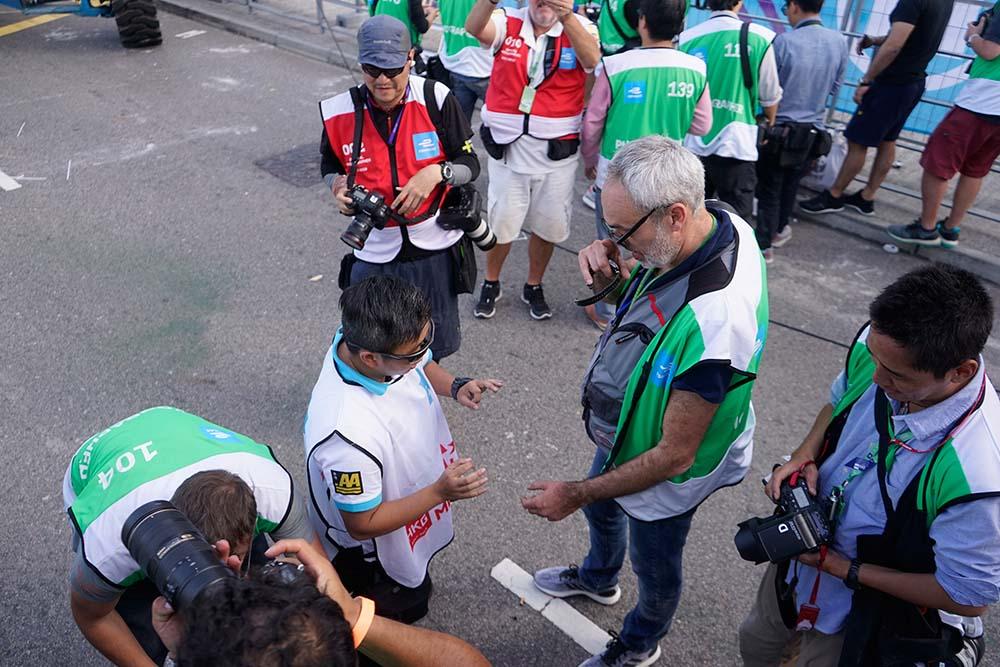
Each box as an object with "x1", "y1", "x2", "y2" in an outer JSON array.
[{"x1": 877, "y1": 0, "x2": 956, "y2": 84}]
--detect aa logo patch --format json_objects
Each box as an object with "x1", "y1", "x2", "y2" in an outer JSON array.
[{"x1": 331, "y1": 470, "x2": 364, "y2": 495}]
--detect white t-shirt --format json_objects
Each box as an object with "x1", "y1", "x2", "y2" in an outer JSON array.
[
  {"x1": 485, "y1": 8, "x2": 597, "y2": 175},
  {"x1": 303, "y1": 330, "x2": 457, "y2": 588}
]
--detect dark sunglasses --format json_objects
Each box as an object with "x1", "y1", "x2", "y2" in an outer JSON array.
[
  {"x1": 376, "y1": 321, "x2": 435, "y2": 363},
  {"x1": 362, "y1": 63, "x2": 406, "y2": 80},
  {"x1": 601, "y1": 208, "x2": 657, "y2": 246}
]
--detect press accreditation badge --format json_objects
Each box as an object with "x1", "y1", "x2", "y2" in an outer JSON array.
[{"x1": 518, "y1": 87, "x2": 536, "y2": 114}]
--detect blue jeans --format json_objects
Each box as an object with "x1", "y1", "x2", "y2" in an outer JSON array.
[
  {"x1": 592, "y1": 186, "x2": 615, "y2": 321},
  {"x1": 578, "y1": 449, "x2": 696, "y2": 653},
  {"x1": 447, "y1": 71, "x2": 490, "y2": 123}
]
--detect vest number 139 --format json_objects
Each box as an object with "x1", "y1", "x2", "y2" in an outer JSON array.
[{"x1": 667, "y1": 81, "x2": 696, "y2": 98}]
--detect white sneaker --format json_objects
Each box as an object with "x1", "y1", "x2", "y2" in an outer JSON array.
[
  {"x1": 771, "y1": 226, "x2": 792, "y2": 248},
  {"x1": 582, "y1": 184, "x2": 596, "y2": 210}
]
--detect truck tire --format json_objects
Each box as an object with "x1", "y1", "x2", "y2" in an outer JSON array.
[{"x1": 112, "y1": 0, "x2": 162, "y2": 49}]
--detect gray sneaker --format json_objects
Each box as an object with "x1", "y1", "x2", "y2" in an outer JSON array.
[
  {"x1": 579, "y1": 636, "x2": 662, "y2": 667},
  {"x1": 533, "y1": 564, "x2": 621, "y2": 605}
]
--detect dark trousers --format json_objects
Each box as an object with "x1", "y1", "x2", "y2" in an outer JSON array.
[
  {"x1": 701, "y1": 155, "x2": 756, "y2": 222},
  {"x1": 754, "y1": 148, "x2": 807, "y2": 249},
  {"x1": 116, "y1": 579, "x2": 168, "y2": 665}
]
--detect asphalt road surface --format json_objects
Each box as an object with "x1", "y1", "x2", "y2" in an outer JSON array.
[{"x1": 3, "y1": 9, "x2": 1000, "y2": 666}]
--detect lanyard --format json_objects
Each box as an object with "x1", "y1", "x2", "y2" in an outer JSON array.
[
  {"x1": 365, "y1": 84, "x2": 409, "y2": 146},
  {"x1": 614, "y1": 267, "x2": 660, "y2": 319},
  {"x1": 527, "y1": 36, "x2": 546, "y2": 84}
]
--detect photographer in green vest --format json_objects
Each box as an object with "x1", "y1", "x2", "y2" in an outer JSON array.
[
  {"x1": 740, "y1": 265, "x2": 1000, "y2": 667},
  {"x1": 369, "y1": 0, "x2": 437, "y2": 48},
  {"x1": 598, "y1": 0, "x2": 640, "y2": 55},
  {"x1": 888, "y1": 6, "x2": 1000, "y2": 248},
  {"x1": 63, "y1": 407, "x2": 318, "y2": 667}
]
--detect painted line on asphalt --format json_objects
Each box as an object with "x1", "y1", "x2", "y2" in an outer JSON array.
[
  {"x1": 0, "y1": 14, "x2": 66, "y2": 38},
  {"x1": 174, "y1": 29, "x2": 206, "y2": 39},
  {"x1": 0, "y1": 168, "x2": 22, "y2": 192},
  {"x1": 491, "y1": 558, "x2": 611, "y2": 656}
]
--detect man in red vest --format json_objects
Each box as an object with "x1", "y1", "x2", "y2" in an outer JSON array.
[
  {"x1": 320, "y1": 16, "x2": 481, "y2": 361},
  {"x1": 466, "y1": 0, "x2": 600, "y2": 321}
]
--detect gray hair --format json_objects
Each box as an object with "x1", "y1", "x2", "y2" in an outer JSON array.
[{"x1": 605, "y1": 136, "x2": 705, "y2": 214}]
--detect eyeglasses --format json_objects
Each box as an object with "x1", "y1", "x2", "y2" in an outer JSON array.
[
  {"x1": 348, "y1": 321, "x2": 434, "y2": 364},
  {"x1": 361, "y1": 63, "x2": 406, "y2": 80},
  {"x1": 600, "y1": 208, "x2": 657, "y2": 246}
]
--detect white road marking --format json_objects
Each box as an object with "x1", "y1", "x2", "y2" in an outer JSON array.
[
  {"x1": 491, "y1": 558, "x2": 611, "y2": 656},
  {"x1": 13, "y1": 175, "x2": 46, "y2": 181},
  {"x1": 16, "y1": 122, "x2": 25, "y2": 137},
  {"x1": 175, "y1": 29, "x2": 206, "y2": 39},
  {"x1": 0, "y1": 169, "x2": 22, "y2": 191},
  {"x1": 66, "y1": 160, "x2": 72, "y2": 181}
]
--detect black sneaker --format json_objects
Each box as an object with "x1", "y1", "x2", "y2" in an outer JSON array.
[
  {"x1": 521, "y1": 283, "x2": 552, "y2": 320},
  {"x1": 937, "y1": 221, "x2": 960, "y2": 249},
  {"x1": 843, "y1": 190, "x2": 875, "y2": 216},
  {"x1": 800, "y1": 190, "x2": 844, "y2": 214},
  {"x1": 887, "y1": 220, "x2": 941, "y2": 247},
  {"x1": 579, "y1": 633, "x2": 661, "y2": 667},
  {"x1": 474, "y1": 280, "x2": 502, "y2": 319}
]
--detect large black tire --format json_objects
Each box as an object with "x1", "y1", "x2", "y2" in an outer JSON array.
[{"x1": 112, "y1": 0, "x2": 162, "y2": 49}]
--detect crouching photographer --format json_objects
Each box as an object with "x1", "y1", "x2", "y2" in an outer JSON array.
[
  {"x1": 150, "y1": 538, "x2": 490, "y2": 666},
  {"x1": 320, "y1": 15, "x2": 483, "y2": 361},
  {"x1": 737, "y1": 265, "x2": 1000, "y2": 667}
]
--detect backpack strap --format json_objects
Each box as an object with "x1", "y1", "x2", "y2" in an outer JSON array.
[
  {"x1": 347, "y1": 86, "x2": 366, "y2": 188},
  {"x1": 423, "y1": 77, "x2": 443, "y2": 129},
  {"x1": 739, "y1": 21, "x2": 753, "y2": 93}
]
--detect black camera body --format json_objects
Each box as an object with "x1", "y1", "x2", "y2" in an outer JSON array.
[
  {"x1": 437, "y1": 185, "x2": 496, "y2": 251},
  {"x1": 734, "y1": 476, "x2": 834, "y2": 564},
  {"x1": 341, "y1": 185, "x2": 391, "y2": 251},
  {"x1": 122, "y1": 500, "x2": 236, "y2": 612}
]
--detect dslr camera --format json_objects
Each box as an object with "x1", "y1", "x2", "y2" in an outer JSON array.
[
  {"x1": 734, "y1": 476, "x2": 834, "y2": 564},
  {"x1": 123, "y1": 500, "x2": 237, "y2": 611},
  {"x1": 437, "y1": 184, "x2": 496, "y2": 251},
  {"x1": 341, "y1": 185, "x2": 391, "y2": 251}
]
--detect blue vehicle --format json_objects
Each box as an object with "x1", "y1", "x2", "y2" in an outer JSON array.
[{"x1": 0, "y1": 0, "x2": 161, "y2": 47}]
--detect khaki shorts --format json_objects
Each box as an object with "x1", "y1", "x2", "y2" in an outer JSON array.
[{"x1": 486, "y1": 156, "x2": 577, "y2": 245}]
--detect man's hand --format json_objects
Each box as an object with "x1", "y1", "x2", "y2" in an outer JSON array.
[
  {"x1": 434, "y1": 458, "x2": 488, "y2": 501},
  {"x1": 967, "y1": 15, "x2": 987, "y2": 42},
  {"x1": 423, "y1": 0, "x2": 439, "y2": 23},
  {"x1": 855, "y1": 33, "x2": 881, "y2": 54},
  {"x1": 584, "y1": 166, "x2": 597, "y2": 181},
  {"x1": 455, "y1": 378, "x2": 503, "y2": 410},
  {"x1": 151, "y1": 597, "x2": 183, "y2": 659},
  {"x1": 765, "y1": 458, "x2": 819, "y2": 502},
  {"x1": 797, "y1": 548, "x2": 850, "y2": 580},
  {"x1": 578, "y1": 239, "x2": 621, "y2": 287},
  {"x1": 544, "y1": 0, "x2": 575, "y2": 20},
  {"x1": 332, "y1": 175, "x2": 354, "y2": 215},
  {"x1": 211, "y1": 539, "x2": 244, "y2": 575},
  {"x1": 521, "y1": 480, "x2": 584, "y2": 521},
  {"x1": 392, "y1": 164, "x2": 443, "y2": 216},
  {"x1": 852, "y1": 83, "x2": 869, "y2": 105},
  {"x1": 265, "y1": 539, "x2": 362, "y2": 626}
]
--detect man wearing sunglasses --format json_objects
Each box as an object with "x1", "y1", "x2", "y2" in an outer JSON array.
[
  {"x1": 320, "y1": 15, "x2": 481, "y2": 361},
  {"x1": 304, "y1": 275, "x2": 501, "y2": 626},
  {"x1": 64, "y1": 408, "x2": 318, "y2": 667},
  {"x1": 523, "y1": 136, "x2": 768, "y2": 667}
]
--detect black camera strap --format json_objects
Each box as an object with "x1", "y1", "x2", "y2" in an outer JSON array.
[
  {"x1": 347, "y1": 85, "x2": 366, "y2": 190},
  {"x1": 873, "y1": 389, "x2": 897, "y2": 523},
  {"x1": 739, "y1": 21, "x2": 753, "y2": 93}
]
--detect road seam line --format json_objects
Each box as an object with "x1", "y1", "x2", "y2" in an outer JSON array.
[{"x1": 491, "y1": 558, "x2": 611, "y2": 656}]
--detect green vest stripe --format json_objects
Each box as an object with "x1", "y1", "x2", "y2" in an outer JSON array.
[
  {"x1": 440, "y1": 0, "x2": 481, "y2": 58},
  {"x1": 598, "y1": 0, "x2": 637, "y2": 55},
  {"x1": 370, "y1": 0, "x2": 421, "y2": 46}
]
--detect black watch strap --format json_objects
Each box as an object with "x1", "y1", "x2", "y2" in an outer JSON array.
[
  {"x1": 451, "y1": 377, "x2": 473, "y2": 400},
  {"x1": 845, "y1": 558, "x2": 862, "y2": 590}
]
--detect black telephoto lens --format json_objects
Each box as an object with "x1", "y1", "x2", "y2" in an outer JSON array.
[
  {"x1": 122, "y1": 500, "x2": 236, "y2": 612},
  {"x1": 734, "y1": 518, "x2": 769, "y2": 564}
]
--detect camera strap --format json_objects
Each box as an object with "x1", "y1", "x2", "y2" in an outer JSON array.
[
  {"x1": 739, "y1": 21, "x2": 752, "y2": 93},
  {"x1": 794, "y1": 544, "x2": 828, "y2": 631}
]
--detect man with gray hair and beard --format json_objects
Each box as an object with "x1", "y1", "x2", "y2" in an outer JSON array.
[{"x1": 522, "y1": 135, "x2": 769, "y2": 667}]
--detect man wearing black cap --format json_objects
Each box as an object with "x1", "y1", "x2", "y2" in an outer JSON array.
[{"x1": 320, "y1": 15, "x2": 481, "y2": 361}]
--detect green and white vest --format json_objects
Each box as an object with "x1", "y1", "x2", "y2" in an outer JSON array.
[
  {"x1": 438, "y1": 0, "x2": 492, "y2": 78},
  {"x1": 582, "y1": 208, "x2": 768, "y2": 520},
  {"x1": 956, "y1": 2, "x2": 1000, "y2": 117},
  {"x1": 678, "y1": 13, "x2": 775, "y2": 161},
  {"x1": 598, "y1": 0, "x2": 638, "y2": 56},
  {"x1": 825, "y1": 326, "x2": 1000, "y2": 526},
  {"x1": 64, "y1": 406, "x2": 294, "y2": 587},
  {"x1": 596, "y1": 47, "x2": 707, "y2": 187},
  {"x1": 370, "y1": 0, "x2": 422, "y2": 46}
]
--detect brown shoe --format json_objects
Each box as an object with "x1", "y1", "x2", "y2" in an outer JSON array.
[{"x1": 583, "y1": 304, "x2": 608, "y2": 331}]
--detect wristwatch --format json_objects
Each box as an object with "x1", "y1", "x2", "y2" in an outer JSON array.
[
  {"x1": 845, "y1": 558, "x2": 863, "y2": 590},
  {"x1": 858, "y1": 79, "x2": 873, "y2": 87},
  {"x1": 440, "y1": 161, "x2": 455, "y2": 185},
  {"x1": 451, "y1": 376, "x2": 473, "y2": 400}
]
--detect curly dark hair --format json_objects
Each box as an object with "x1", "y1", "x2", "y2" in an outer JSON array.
[{"x1": 177, "y1": 575, "x2": 357, "y2": 667}]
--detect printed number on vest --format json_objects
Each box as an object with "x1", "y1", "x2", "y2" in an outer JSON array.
[
  {"x1": 723, "y1": 43, "x2": 742, "y2": 58},
  {"x1": 667, "y1": 81, "x2": 696, "y2": 98},
  {"x1": 94, "y1": 442, "x2": 160, "y2": 491}
]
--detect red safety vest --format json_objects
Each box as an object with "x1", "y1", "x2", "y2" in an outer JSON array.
[
  {"x1": 321, "y1": 79, "x2": 448, "y2": 224},
  {"x1": 482, "y1": 8, "x2": 587, "y2": 144}
]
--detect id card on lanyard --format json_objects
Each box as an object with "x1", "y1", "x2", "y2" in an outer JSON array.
[{"x1": 519, "y1": 36, "x2": 547, "y2": 114}]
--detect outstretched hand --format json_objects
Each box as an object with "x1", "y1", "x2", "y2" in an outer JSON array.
[
  {"x1": 456, "y1": 378, "x2": 503, "y2": 410},
  {"x1": 521, "y1": 480, "x2": 583, "y2": 521}
]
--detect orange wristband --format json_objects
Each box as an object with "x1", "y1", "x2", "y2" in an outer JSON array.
[{"x1": 352, "y1": 596, "x2": 376, "y2": 648}]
